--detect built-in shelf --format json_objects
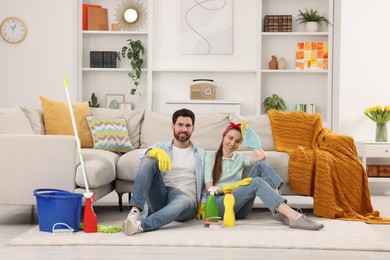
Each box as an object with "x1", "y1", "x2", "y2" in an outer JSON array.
[
  {"x1": 261, "y1": 69, "x2": 328, "y2": 73},
  {"x1": 153, "y1": 68, "x2": 256, "y2": 73},
  {"x1": 82, "y1": 30, "x2": 148, "y2": 35},
  {"x1": 82, "y1": 68, "x2": 148, "y2": 72},
  {"x1": 261, "y1": 32, "x2": 329, "y2": 36}
]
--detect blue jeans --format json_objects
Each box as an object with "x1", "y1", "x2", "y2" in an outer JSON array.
[
  {"x1": 214, "y1": 160, "x2": 286, "y2": 219},
  {"x1": 129, "y1": 157, "x2": 197, "y2": 232}
]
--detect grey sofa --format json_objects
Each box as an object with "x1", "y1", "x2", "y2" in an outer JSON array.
[{"x1": 0, "y1": 106, "x2": 294, "y2": 210}]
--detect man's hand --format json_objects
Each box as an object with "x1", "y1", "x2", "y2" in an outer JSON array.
[
  {"x1": 149, "y1": 148, "x2": 172, "y2": 172},
  {"x1": 223, "y1": 177, "x2": 253, "y2": 193},
  {"x1": 197, "y1": 204, "x2": 206, "y2": 220}
]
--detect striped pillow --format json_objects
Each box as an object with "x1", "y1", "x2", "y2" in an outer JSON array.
[{"x1": 86, "y1": 116, "x2": 133, "y2": 153}]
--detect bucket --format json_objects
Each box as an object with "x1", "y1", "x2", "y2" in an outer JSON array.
[{"x1": 33, "y1": 188, "x2": 83, "y2": 233}]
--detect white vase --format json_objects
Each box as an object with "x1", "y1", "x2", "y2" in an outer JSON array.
[{"x1": 305, "y1": 22, "x2": 319, "y2": 32}]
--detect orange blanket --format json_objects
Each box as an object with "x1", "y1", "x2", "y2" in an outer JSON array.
[{"x1": 268, "y1": 110, "x2": 390, "y2": 224}]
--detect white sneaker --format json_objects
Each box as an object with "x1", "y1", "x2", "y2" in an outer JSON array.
[
  {"x1": 127, "y1": 209, "x2": 141, "y2": 222},
  {"x1": 122, "y1": 219, "x2": 143, "y2": 236}
]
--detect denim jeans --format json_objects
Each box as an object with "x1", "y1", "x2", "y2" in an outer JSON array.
[
  {"x1": 129, "y1": 157, "x2": 197, "y2": 232},
  {"x1": 214, "y1": 160, "x2": 286, "y2": 219}
]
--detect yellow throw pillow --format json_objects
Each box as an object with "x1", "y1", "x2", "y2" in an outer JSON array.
[{"x1": 40, "y1": 96, "x2": 93, "y2": 148}]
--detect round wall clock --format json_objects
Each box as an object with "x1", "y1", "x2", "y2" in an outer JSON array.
[{"x1": 1, "y1": 17, "x2": 27, "y2": 44}]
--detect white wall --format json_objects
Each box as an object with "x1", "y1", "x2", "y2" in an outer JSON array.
[
  {"x1": 0, "y1": 0, "x2": 78, "y2": 106},
  {"x1": 1, "y1": 0, "x2": 390, "y2": 141},
  {"x1": 337, "y1": 0, "x2": 390, "y2": 141}
]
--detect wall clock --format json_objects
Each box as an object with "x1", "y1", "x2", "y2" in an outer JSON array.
[{"x1": 1, "y1": 17, "x2": 27, "y2": 44}]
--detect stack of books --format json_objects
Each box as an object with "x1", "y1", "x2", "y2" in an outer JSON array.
[
  {"x1": 264, "y1": 15, "x2": 292, "y2": 32},
  {"x1": 90, "y1": 51, "x2": 117, "y2": 68}
]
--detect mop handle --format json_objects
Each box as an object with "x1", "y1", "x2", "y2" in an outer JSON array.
[{"x1": 63, "y1": 77, "x2": 92, "y2": 197}]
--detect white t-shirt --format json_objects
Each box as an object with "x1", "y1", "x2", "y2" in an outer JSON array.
[{"x1": 163, "y1": 145, "x2": 196, "y2": 202}]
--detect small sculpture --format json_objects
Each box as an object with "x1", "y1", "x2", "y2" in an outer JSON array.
[
  {"x1": 269, "y1": 55, "x2": 278, "y2": 70},
  {"x1": 278, "y1": 57, "x2": 287, "y2": 70}
]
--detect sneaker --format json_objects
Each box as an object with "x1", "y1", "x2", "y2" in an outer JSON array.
[
  {"x1": 272, "y1": 212, "x2": 289, "y2": 226},
  {"x1": 127, "y1": 209, "x2": 141, "y2": 222},
  {"x1": 122, "y1": 219, "x2": 143, "y2": 236},
  {"x1": 289, "y1": 212, "x2": 324, "y2": 231}
]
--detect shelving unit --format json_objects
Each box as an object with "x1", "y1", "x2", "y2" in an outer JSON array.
[
  {"x1": 77, "y1": 0, "x2": 152, "y2": 109},
  {"x1": 76, "y1": 0, "x2": 335, "y2": 120},
  {"x1": 259, "y1": 0, "x2": 334, "y2": 128}
]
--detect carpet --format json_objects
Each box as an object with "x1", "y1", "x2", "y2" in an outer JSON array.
[{"x1": 7, "y1": 208, "x2": 390, "y2": 251}]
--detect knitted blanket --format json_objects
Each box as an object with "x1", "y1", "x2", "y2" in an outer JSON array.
[{"x1": 268, "y1": 110, "x2": 390, "y2": 224}]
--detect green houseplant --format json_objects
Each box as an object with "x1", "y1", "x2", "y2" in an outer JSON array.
[
  {"x1": 121, "y1": 39, "x2": 145, "y2": 95},
  {"x1": 296, "y1": 8, "x2": 331, "y2": 32},
  {"x1": 262, "y1": 94, "x2": 287, "y2": 113},
  {"x1": 88, "y1": 92, "x2": 100, "y2": 108}
]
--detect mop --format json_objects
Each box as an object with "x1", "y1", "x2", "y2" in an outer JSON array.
[
  {"x1": 63, "y1": 77, "x2": 98, "y2": 233},
  {"x1": 63, "y1": 77, "x2": 122, "y2": 233}
]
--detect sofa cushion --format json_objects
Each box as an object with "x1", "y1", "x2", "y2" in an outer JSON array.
[
  {"x1": 231, "y1": 113, "x2": 275, "y2": 151},
  {"x1": 19, "y1": 105, "x2": 45, "y2": 135},
  {"x1": 0, "y1": 107, "x2": 35, "y2": 134},
  {"x1": 40, "y1": 96, "x2": 93, "y2": 148},
  {"x1": 140, "y1": 111, "x2": 230, "y2": 150},
  {"x1": 86, "y1": 116, "x2": 133, "y2": 153},
  {"x1": 76, "y1": 149, "x2": 119, "y2": 188},
  {"x1": 117, "y1": 149, "x2": 144, "y2": 182},
  {"x1": 90, "y1": 108, "x2": 144, "y2": 149}
]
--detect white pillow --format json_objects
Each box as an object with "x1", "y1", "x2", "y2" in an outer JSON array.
[{"x1": 0, "y1": 107, "x2": 35, "y2": 134}]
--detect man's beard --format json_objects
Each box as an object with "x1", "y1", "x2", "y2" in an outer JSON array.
[{"x1": 174, "y1": 131, "x2": 191, "y2": 142}]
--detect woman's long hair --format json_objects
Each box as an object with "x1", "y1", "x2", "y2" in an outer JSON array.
[{"x1": 212, "y1": 126, "x2": 241, "y2": 185}]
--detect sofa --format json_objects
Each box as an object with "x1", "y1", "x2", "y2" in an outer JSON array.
[{"x1": 0, "y1": 104, "x2": 295, "y2": 210}]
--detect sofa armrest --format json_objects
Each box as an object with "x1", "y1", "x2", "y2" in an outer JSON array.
[{"x1": 0, "y1": 134, "x2": 78, "y2": 205}]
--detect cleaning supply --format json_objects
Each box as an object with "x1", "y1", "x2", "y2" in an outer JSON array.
[
  {"x1": 63, "y1": 77, "x2": 97, "y2": 233},
  {"x1": 223, "y1": 178, "x2": 253, "y2": 193},
  {"x1": 205, "y1": 187, "x2": 219, "y2": 224},
  {"x1": 83, "y1": 193, "x2": 97, "y2": 233},
  {"x1": 241, "y1": 121, "x2": 261, "y2": 149},
  {"x1": 223, "y1": 191, "x2": 235, "y2": 227}
]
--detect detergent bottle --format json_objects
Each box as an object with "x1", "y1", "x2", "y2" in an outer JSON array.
[
  {"x1": 223, "y1": 191, "x2": 235, "y2": 227},
  {"x1": 83, "y1": 194, "x2": 98, "y2": 232},
  {"x1": 205, "y1": 187, "x2": 219, "y2": 223}
]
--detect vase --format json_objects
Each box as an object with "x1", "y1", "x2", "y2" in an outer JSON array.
[
  {"x1": 278, "y1": 57, "x2": 287, "y2": 69},
  {"x1": 269, "y1": 55, "x2": 278, "y2": 69},
  {"x1": 375, "y1": 123, "x2": 387, "y2": 142}
]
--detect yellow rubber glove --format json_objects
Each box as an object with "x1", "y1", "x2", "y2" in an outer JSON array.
[
  {"x1": 197, "y1": 204, "x2": 206, "y2": 220},
  {"x1": 149, "y1": 148, "x2": 172, "y2": 172},
  {"x1": 223, "y1": 177, "x2": 253, "y2": 193}
]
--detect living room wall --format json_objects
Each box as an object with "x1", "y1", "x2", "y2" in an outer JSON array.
[
  {"x1": 1, "y1": 0, "x2": 390, "y2": 142},
  {"x1": 0, "y1": 0, "x2": 78, "y2": 106}
]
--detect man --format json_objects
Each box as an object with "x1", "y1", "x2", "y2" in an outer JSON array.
[{"x1": 122, "y1": 108, "x2": 206, "y2": 235}]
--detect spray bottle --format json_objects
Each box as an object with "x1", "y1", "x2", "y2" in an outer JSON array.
[
  {"x1": 205, "y1": 187, "x2": 219, "y2": 223},
  {"x1": 223, "y1": 191, "x2": 235, "y2": 227},
  {"x1": 83, "y1": 193, "x2": 97, "y2": 233}
]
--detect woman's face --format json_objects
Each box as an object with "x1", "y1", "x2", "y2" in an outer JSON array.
[{"x1": 222, "y1": 129, "x2": 242, "y2": 155}]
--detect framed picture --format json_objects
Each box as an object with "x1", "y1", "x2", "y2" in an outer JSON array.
[{"x1": 106, "y1": 94, "x2": 125, "y2": 109}]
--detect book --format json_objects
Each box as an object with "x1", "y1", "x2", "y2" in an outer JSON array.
[
  {"x1": 82, "y1": 4, "x2": 101, "y2": 30},
  {"x1": 87, "y1": 7, "x2": 108, "y2": 31}
]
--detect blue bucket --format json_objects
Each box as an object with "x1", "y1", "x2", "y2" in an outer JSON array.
[{"x1": 33, "y1": 188, "x2": 83, "y2": 233}]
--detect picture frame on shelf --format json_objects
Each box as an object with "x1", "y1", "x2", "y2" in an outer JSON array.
[
  {"x1": 106, "y1": 94, "x2": 125, "y2": 109},
  {"x1": 120, "y1": 102, "x2": 132, "y2": 110}
]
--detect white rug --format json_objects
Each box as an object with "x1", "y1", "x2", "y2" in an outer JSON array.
[{"x1": 7, "y1": 208, "x2": 390, "y2": 251}]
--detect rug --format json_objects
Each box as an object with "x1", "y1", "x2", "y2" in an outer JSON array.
[{"x1": 7, "y1": 208, "x2": 390, "y2": 251}]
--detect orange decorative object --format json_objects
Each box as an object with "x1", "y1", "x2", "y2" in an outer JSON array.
[{"x1": 296, "y1": 41, "x2": 328, "y2": 70}]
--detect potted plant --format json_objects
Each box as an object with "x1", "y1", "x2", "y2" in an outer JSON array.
[
  {"x1": 262, "y1": 94, "x2": 287, "y2": 113},
  {"x1": 296, "y1": 8, "x2": 332, "y2": 32},
  {"x1": 88, "y1": 93, "x2": 100, "y2": 108},
  {"x1": 121, "y1": 39, "x2": 145, "y2": 95}
]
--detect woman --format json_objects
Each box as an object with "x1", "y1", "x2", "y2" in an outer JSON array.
[{"x1": 203, "y1": 122, "x2": 324, "y2": 231}]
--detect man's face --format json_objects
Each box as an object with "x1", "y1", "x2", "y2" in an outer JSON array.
[{"x1": 172, "y1": 116, "x2": 194, "y2": 143}]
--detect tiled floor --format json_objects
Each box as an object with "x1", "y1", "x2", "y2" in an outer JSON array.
[{"x1": 1, "y1": 195, "x2": 389, "y2": 260}]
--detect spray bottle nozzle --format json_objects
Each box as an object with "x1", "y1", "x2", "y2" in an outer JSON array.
[{"x1": 208, "y1": 187, "x2": 218, "y2": 195}]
